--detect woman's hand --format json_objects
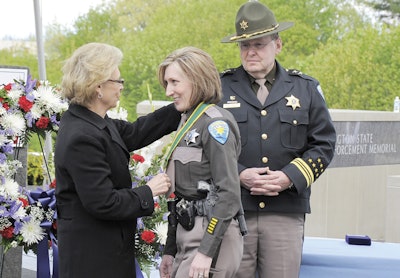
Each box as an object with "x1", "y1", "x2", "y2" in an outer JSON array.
[
  {"x1": 159, "y1": 254, "x2": 174, "y2": 278},
  {"x1": 147, "y1": 173, "x2": 171, "y2": 197},
  {"x1": 189, "y1": 252, "x2": 212, "y2": 278}
]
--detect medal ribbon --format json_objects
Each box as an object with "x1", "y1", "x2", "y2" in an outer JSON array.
[{"x1": 163, "y1": 102, "x2": 213, "y2": 168}]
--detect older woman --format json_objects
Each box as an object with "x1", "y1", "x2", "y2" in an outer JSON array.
[
  {"x1": 158, "y1": 47, "x2": 244, "y2": 278},
  {"x1": 55, "y1": 42, "x2": 180, "y2": 278}
]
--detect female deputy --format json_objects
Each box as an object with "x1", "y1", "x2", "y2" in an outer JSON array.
[
  {"x1": 55, "y1": 42, "x2": 180, "y2": 278},
  {"x1": 158, "y1": 47, "x2": 244, "y2": 278}
]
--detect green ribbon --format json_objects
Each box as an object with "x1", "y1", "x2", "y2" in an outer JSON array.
[{"x1": 164, "y1": 102, "x2": 213, "y2": 168}]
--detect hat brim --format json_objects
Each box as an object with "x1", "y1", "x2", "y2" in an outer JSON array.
[{"x1": 221, "y1": 22, "x2": 294, "y2": 43}]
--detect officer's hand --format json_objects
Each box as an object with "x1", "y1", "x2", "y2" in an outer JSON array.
[
  {"x1": 239, "y1": 167, "x2": 269, "y2": 190},
  {"x1": 159, "y1": 254, "x2": 174, "y2": 278},
  {"x1": 250, "y1": 169, "x2": 292, "y2": 196},
  {"x1": 147, "y1": 173, "x2": 171, "y2": 197}
]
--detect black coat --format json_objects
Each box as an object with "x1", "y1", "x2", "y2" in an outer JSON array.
[
  {"x1": 55, "y1": 103, "x2": 180, "y2": 278},
  {"x1": 219, "y1": 63, "x2": 336, "y2": 213}
]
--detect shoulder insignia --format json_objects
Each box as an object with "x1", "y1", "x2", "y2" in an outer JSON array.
[
  {"x1": 208, "y1": 120, "x2": 229, "y2": 144},
  {"x1": 286, "y1": 68, "x2": 303, "y2": 76},
  {"x1": 220, "y1": 68, "x2": 236, "y2": 77}
]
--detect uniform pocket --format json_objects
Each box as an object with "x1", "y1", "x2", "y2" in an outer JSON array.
[{"x1": 279, "y1": 109, "x2": 309, "y2": 149}]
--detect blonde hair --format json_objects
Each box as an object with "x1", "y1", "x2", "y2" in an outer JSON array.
[
  {"x1": 158, "y1": 46, "x2": 222, "y2": 106},
  {"x1": 61, "y1": 42, "x2": 123, "y2": 106}
]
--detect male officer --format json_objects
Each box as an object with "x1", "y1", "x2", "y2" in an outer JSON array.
[{"x1": 218, "y1": 1, "x2": 336, "y2": 277}]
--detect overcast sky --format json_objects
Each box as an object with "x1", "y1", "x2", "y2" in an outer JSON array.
[{"x1": 1, "y1": 0, "x2": 109, "y2": 39}]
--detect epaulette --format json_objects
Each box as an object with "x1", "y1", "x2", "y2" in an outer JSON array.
[
  {"x1": 286, "y1": 69, "x2": 325, "y2": 98},
  {"x1": 286, "y1": 68, "x2": 315, "y2": 82},
  {"x1": 220, "y1": 68, "x2": 236, "y2": 77}
]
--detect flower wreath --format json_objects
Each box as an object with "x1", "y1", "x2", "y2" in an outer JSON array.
[{"x1": 0, "y1": 76, "x2": 67, "y2": 278}]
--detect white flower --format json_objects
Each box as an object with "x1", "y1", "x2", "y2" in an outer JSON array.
[
  {"x1": 20, "y1": 219, "x2": 45, "y2": 246},
  {"x1": 107, "y1": 104, "x2": 128, "y2": 120},
  {"x1": 152, "y1": 221, "x2": 168, "y2": 245},
  {"x1": 14, "y1": 204, "x2": 28, "y2": 219},
  {"x1": 33, "y1": 85, "x2": 58, "y2": 108},
  {"x1": 1, "y1": 178, "x2": 20, "y2": 198},
  {"x1": 0, "y1": 112, "x2": 26, "y2": 135},
  {"x1": 7, "y1": 88, "x2": 23, "y2": 102}
]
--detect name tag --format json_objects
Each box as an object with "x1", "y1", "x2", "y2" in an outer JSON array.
[{"x1": 223, "y1": 102, "x2": 241, "y2": 108}]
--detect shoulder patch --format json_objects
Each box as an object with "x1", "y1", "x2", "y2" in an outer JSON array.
[
  {"x1": 208, "y1": 120, "x2": 229, "y2": 145},
  {"x1": 220, "y1": 68, "x2": 236, "y2": 77}
]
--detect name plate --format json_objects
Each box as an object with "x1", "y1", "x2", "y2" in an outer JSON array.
[{"x1": 330, "y1": 121, "x2": 400, "y2": 168}]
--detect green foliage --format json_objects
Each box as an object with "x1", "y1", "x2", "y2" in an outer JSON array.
[
  {"x1": 27, "y1": 153, "x2": 44, "y2": 186},
  {"x1": 2, "y1": 0, "x2": 400, "y2": 116}
]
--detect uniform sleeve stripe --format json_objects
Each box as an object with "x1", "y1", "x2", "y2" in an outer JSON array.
[{"x1": 291, "y1": 158, "x2": 314, "y2": 187}]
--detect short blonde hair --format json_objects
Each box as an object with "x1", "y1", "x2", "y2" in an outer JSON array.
[
  {"x1": 158, "y1": 46, "x2": 222, "y2": 106},
  {"x1": 61, "y1": 42, "x2": 123, "y2": 106}
]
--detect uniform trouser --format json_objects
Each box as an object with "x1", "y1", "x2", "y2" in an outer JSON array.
[
  {"x1": 234, "y1": 212, "x2": 305, "y2": 278},
  {"x1": 172, "y1": 216, "x2": 243, "y2": 278}
]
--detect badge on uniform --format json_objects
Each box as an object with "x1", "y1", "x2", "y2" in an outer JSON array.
[
  {"x1": 208, "y1": 120, "x2": 229, "y2": 144},
  {"x1": 184, "y1": 129, "x2": 200, "y2": 145},
  {"x1": 285, "y1": 94, "x2": 301, "y2": 110}
]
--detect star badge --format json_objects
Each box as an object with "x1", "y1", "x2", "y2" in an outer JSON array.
[
  {"x1": 240, "y1": 20, "x2": 248, "y2": 30},
  {"x1": 285, "y1": 95, "x2": 301, "y2": 110},
  {"x1": 184, "y1": 129, "x2": 200, "y2": 145}
]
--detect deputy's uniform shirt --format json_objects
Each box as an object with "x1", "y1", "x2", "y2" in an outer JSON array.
[
  {"x1": 164, "y1": 105, "x2": 241, "y2": 258},
  {"x1": 219, "y1": 61, "x2": 336, "y2": 213}
]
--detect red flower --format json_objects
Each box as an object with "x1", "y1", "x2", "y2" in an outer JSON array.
[
  {"x1": 4, "y1": 83, "x2": 12, "y2": 91},
  {"x1": 35, "y1": 116, "x2": 50, "y2": 129},
  {"x1": 49, "y1": 179, "x2": 56, "y2": 188},
  {"x1": 18, "y1": 197, "x2": 29, "y2": 207},
  {"x1": 132, "y1": 154, "x2": 145, "y2": 163},
  {"x1": 18, "y1": 95, "x2": 33, "y2": 112},
  {"x1": 0, "y1": 226, "x2": 14, "y2": 239},
  {"x1": 154, "y1": 202, "x2": 160, "y2": 209},
  {"x1": 141, "y1": 230, "x2": 156, "y2": 244},
  {"x1": 168, "y1": 192, "x2": 176, "y2": 199}
]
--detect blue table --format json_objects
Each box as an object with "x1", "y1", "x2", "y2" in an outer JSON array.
[{"x1": 300, "y1": 237, "x2": 400, "y2": 278}]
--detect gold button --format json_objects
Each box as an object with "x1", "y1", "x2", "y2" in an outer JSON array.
[
  {"x1": 262, "y1": 157, "x2": 268, "y2": 163},
  {"x1": 259, "y1": 202, "x2": 266, "y2": 209},
  {"x1": 261, "y1": 110, "x2": 267, "y2": 116},
  {"x1": 293, "y1": 120, "x2": 298, "y2": 125},
  {"x1": 261, "y1": 133, "x2": 268, "y2": 140}
]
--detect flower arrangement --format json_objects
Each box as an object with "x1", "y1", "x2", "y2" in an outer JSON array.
[
  {"x1": 130, "y1": 140, "x2": 173, "y2": 277},
  {"x1": 0, "y1": 181, "x2": 57, "y2": 254},
  {"x1": 0, "y1": 75, "x2": 69, "y2": 141},
  {"x1": 0, "y1": 76, "x2": 64, "y2": 277}
]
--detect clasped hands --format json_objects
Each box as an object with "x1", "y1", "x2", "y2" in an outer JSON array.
[{"x1": 240, "y1": 167, "x2": 292, "y2": 196}]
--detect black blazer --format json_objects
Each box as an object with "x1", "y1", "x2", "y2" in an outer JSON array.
[{"x1": 55, "y1": 103, "x2": 180, "y2": 278}]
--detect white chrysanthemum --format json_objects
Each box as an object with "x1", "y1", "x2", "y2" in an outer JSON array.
[
  {"x1": 0, "y1": 112, "x2": 26, "y2": 135},
  {"x1": 20, "y1": 219, "x2": 45, "y2": 246},
  {"x1": 2, "y1": 178, "x2": 20, "y2": 198},
  {"x1": 34, "y1": 85, "x2": 65, "y2": 113},
  {"x1": 14, "y1": 203, "x2": 28, "y2": 219},
  {"x1": 7, "y1": 88, "x2": 23, "y2": 102},
  {"x1": 152, "y1": 221, "x2": 168, "y2": 245},
  {"x1": 29, "y1": 103, "x2": 44, "y2": 120}
]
